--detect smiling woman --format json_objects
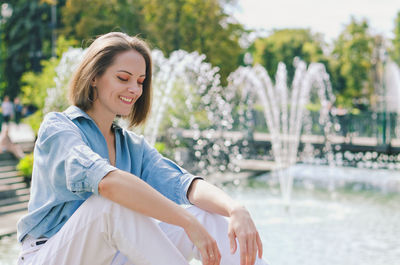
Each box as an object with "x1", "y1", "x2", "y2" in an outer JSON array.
[
  {"x1": 88, "y1": 50, "x2": 146, "y2": 118},
  {"x1": 68, "y1": 33, "x2": 152, "y2": 128},
  {"x1": 84, "y1": 49, "x2": 147, "y2": 165},
  {"x1": 15, "y1": 32, "x2": 269, "y2": 265}
]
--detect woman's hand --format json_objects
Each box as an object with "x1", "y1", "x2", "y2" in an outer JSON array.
[
  {"x1": 228, "y1": 205, "x2": 263, "y2": 265},
  {"x1": 184, "y1": 216, "x2": 221, "y2": 265},
  {"x1": 187, "y1": 179, "x2": 264, "y2": 264}
]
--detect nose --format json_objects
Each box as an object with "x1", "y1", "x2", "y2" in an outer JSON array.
[{"x1": 127, "y1": 84, "x2": 141, "y2": 95}]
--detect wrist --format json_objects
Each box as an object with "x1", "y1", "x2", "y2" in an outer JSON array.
[
  {"x1": 178, "y1": 210, "x2": 197, "y2": 230},
  {"x1": 228, "y1": 203, "x2": 246, "y2": 217}
]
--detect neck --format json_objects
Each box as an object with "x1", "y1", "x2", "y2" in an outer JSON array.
[{"x1": 86, "y1": 106, "x2": 115, "y2": 137}]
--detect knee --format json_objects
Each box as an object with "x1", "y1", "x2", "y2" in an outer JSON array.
[
  {"x1": 84, "y1": 195, "x2": 152, "y2": 228},
  {"x1": 85, "y1": 195, "x2": 130, "y2": 217},
  {"x1": 186, "y1": 206, "x2": 229, "y2": 228},
  {"x1": 86, "y1": 195, "x2": 114, "y2": 209}
]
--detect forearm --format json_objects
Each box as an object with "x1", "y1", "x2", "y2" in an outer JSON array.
[
  {"x1": 188, "y1": 179, "x2": 243, "y2": 217},
  {"x1": 99, "y1": 169, "x2": 194, "y2": 228}
]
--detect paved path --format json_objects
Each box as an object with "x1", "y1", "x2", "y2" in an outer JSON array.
[
  {"x1": 7, "y1": 123, "x2": 36, "y2": 144},
  {"x1": 0, "y1": 122, "x2": 34, "y2": 238},
  {"x1": 0, "y1": 211, "x2": 26, "y2": 238}
]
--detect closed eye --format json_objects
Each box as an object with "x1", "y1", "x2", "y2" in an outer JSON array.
[{"x1": 117, "y1": 76, "x2": 128, "y2": 82}]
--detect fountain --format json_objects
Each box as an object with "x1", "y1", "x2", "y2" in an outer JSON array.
[
  {"x1": 141, "y1": 50, "x2": 238, "y2": 175},
  {"x1": 227, "y1": 59, "x2": 335, "y2": 205},
  {"x1": 44, "y1": 47, "x2": 85, "y2": 114},
  {"x1": 384, "y1": 60, "x2": 400, "y2": 138},
  {"x1": 2, "y1": 47, "x2": 400, "y2": 265}
]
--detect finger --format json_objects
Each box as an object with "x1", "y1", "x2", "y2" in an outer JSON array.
[
  {"x1": 228, "y1": 230, "x2": 237, "y2": 254},
  {"x1": 208, "y1": 241, "x2": 219, "y2": 265},
  {"x1": 208, "y1": 250, "x2": 215, "y2": 265},
  {"x1": 200, "y1": 246, "x2": 211, "y2": 265},
  {"x1": 256, "y1": 232, "x2": 263, "y2": 259},
  {"x1": 249, "y1": 235, "x2": 257, "y2": 265},
  {"x1": 245, "y1": 236, "x2": 254, "y2": 265},
  {"x1": 213, "y1": 241, "x2": 222, "y2": 265},
  {"x1": 208, "y1": 248, "x2": 216, "y2": 265},
  {"x1": 238, "y1": 236, "x2": 247, "y2": 265},
  {"x1": 216, "y1": 249, "x2": 222, "y2": 265}
]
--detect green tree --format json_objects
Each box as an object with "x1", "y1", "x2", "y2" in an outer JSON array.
[
  {"x1": 331, "y1": 17, "x2": 374, "y2": 108},
  {"x1": 61, "y1": 0, "x2": 146, "y2": 40},
  {"x1": 61, "y1": 0, "x2": 244, "y2": 83},
  {"x1": 391, "y1": 11, "x2": 400, "y2": 65},
  {"x1": 251, "y1": 29, "x2": 326, "y2": 82},
  {"x1": 1, "y1": 0, "x2": 55, "y2": 98},
  {"x1": 20, "y1": 36, "x2": 78, "y2": 133},
  {"x1": 0, "y1": 11, "x2": 7, "y2": 96},
  {"x1": 143, "y1": 0, "x2": 244, "y2": 82}
]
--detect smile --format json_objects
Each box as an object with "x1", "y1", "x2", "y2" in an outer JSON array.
[{"x1": 119, "y1": 96, "x2": 133, "y2": 104}]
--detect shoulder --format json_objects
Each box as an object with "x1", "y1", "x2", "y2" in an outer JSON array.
[
  {"x1": 37, "y1": 112, "x2": 81, "y2": 144},
  {"x1": 40, "y1": 112, "x2": 77, "y2": 132}
]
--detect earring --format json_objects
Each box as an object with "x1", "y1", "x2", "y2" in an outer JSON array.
[{"x1": 88, "y1": 85, "x2": 96, "y2": 102}]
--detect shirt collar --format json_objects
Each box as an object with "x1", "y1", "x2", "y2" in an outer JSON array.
[
  {"x1": 63, "y1": 105, "x2": 93, "y2": 121},
  {"x1": 64, "y1": 105, "x2": 123, "y2": 132}
]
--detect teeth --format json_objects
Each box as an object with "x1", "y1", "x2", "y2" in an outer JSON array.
[{"x1": 120, "y1": 96, "x2": 133, "y2": 103}]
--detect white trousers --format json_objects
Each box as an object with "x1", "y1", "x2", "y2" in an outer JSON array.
[{"x1": 18, "y1": 195, "x2": 268, "y2": 265}]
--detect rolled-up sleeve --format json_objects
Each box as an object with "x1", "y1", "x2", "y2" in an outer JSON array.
[
  {"x1": 139, "y1": 137, "x2": 203, "y2": 205},
  {"x1": 65, "y1": 145, "x2": 116, "y2": 194},
  {"x1": 37, "y1": 113, "x2": 117, "y2": 196}
]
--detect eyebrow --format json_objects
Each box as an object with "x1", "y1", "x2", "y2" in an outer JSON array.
[{"x1": 117, "y1": 70, "x2": 146, "y2": 77}]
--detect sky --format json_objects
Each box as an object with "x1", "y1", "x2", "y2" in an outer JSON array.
[{"x1": 234, "y1": 0, "x2": 399, "y2": 42}]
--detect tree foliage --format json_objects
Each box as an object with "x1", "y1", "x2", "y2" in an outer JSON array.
[
  {"x1": 0, "y1": 0, "x2": 396, "y2": 113},
  {"x1": 61, "y1": 0, "x2": 146, "y2": 40},
  {"x1": 330, "y1": 17, "x2": 374, "y2": 108},
  {"x1": 20, "y1": 36, "x2": 77, "y2": 133},
  {"x1": 144, "y1": 0, "x2": 244, "y2": 80},
  {"x1": 1, "y1": 0, "x2": 57, "y2": 98},
  {"x1": 391, "y1": 11, "x2": 400, "y2": 65},
  {"x1": 251, "y1": 29, "x2": 326, "y2": 82},
  {"x1": 61, "y1": 0, "x2": 244, "y2": 82}
]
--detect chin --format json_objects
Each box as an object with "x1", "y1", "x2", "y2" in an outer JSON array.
[{"x1": 117, "y1": 109, "x2": 132, "y2": 117}]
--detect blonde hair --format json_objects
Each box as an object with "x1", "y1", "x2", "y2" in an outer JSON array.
[{"x1": 69, "y1": 32, "x2": 152, "y2": 126}]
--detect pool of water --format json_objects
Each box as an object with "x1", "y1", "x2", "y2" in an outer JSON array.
[
  {"x1": 1, "y1": 166, "x2": 400, "y2": 265},
  {"x1": 231, "y1": 186, "x2": 400, "y2": 265}
]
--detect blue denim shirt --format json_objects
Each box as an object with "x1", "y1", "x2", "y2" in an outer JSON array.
[{"x1": 17, "y1": 106, "x2": 199, "y2": 242}]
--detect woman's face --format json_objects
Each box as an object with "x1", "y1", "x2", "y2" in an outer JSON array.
[{"x1": 92, "y1": 50, "x2": 146, "y2": 117}]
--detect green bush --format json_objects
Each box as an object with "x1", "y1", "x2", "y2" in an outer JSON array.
[
  {"x1": 154, "y1": 142, "x2": 166, "y2": 155},
  {"x1": 17, "y1": 153, "x2": 34, "y2": 178}
]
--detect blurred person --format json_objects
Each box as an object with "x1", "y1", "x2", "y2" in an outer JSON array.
[
  {"x1": 14, "y1": 97, "x2": 23, "y2": 125},
  {"x1": 1, "y1": 95, "x2": 14, "y2": 124},
  {"x1": 16, "y1": 32, "x2": 268, "y2": 265}
]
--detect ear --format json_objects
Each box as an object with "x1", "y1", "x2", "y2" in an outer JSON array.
[{"x1": 91, "y1": 76, "x2": 97, "y2": 87}]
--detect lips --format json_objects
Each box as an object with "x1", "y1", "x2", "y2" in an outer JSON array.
[{"x1": 119, "y1": 96, "x2": 134, "y2": 104}]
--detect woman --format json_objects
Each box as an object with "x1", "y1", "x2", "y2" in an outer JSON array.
[
  {"x1": 2, "y1": 95, "x2": 14, "y2": 124},
  {"x1": 17, "y1": 32, "x2": 268, "y2": 265}
]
